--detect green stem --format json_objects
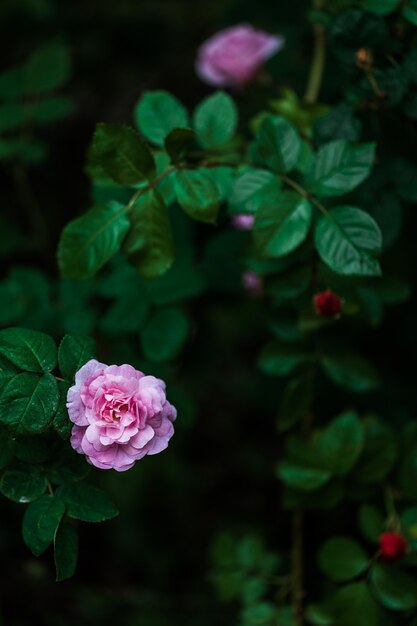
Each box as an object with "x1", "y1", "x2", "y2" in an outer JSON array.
[
  {"x1": 384, "y1": 485, "x2": 401, "y2": 530},
  {"x1": 280, "y1": 174, "x2": 330, "y2": 220},
  {"x1": 125, "y1": 165, "x2": 178, "y2": 213},
  {"x1": 304, "y1": 19, "x2": 327, "y2": 105}
]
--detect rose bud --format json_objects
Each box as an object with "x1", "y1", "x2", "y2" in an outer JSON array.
[
  {"x1": 242, "y1": 270, "x2": 263, "y2": 297},
  {"x1": 378, "y1": 532, "x2": 408, "y2": 563},
  {"x1": 231, "y1": 214, "x2": 255, "y2": 231},
  {"x1": 313, "y1": 290, "x2": 342, "y2": 318},
  {"x1": 195, "y1": 23, "x2": 284, "y2": 88},
  {"x1": 67, "y1": 360, "x2": 176, "y2": 471}
]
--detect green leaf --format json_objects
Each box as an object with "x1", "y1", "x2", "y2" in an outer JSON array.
[
  {"x1": 313, "y1": 412, "x2": 364, "y2": 474},
  {"x1": 277, "y1": 376, "x2": 313, "y2": 432},
  {"x1": 56, "y1": 483, "x2": 118, "y2": 522},
  {"x1": 135, "y1": 90, "x2": 189, "y2": 147},
  {"x1": 140, "y1": 307, "x2": 189, "y2": 362},
  {"x1": 58, "y1": 335, "x2": 96, "y2": 382},
  {"x1": 205, "y1": 166, "x2": 235, "y2": 202},
  {"x1": 251, "y1": 115, "x2": 301, "y2": 173},
  {"x1": 100, "y1": 293, "x2": 149, "y2": 335},
  {"x1": 175, "y1": 169, "x2": 220, "y2": 223},
  {"x1": 315, "y1": 207, "x2": 382, "y2": 276},
  {"x1": 31, "y1": 96, "x2": 73, "y2": 123},
  {"x1": 364, "y1": 0, "x2": 399, "y2": 14},
  {"x1": 22, "y1": 494, "x2": 65, "y2": 556},
  {"x1": 358, "y1": 505, "x2": 385, "y2": 543},
  {"x1": 402, "y1": 507, "x2": 417, "y2": 551},
  {"x1": 278, "y1": 462, "x2": 332, "y2": 491},
  {"x1": 321, "y1": 353, "x2": 379, "y2": 392},
  {"x1": 330, "y1": 583, "x2": 381, "y2": 626},
  {"x1": 367, "y1": 192, "x2": 402, "y2": 250},
  {"x1": 0, "y1": 280, "x2": 25, "y2": 325},
  {"x1": 314, "y1": 103, "x2": 362, "y2": 144},
  {"x1": 54, "y1": 521, "x2": 79, "y2": 581},
  {"x1": 15, "y1": 436, "x2": 52, "y2": 464},
  {"x1": 0, "y1": 373, "x2": 58, "y2": 434},
  {"x1": 306, "y1": 604, "x2": 333, "y2": 626},
  {"x1": 318, "y1": 537, "x2": 369, "y2": 581},
  {"x1": 47, "y1": 450, "x2": 90, "y2": 485},
  {"x1": 164, "y1": 128, "x2": 196, "y2": 163},
  {"x1": 283, "y1": 480, "x2": 344, "y2": 511},
  {"x1": 89, "y1": 123, "x2": 155, "y2": 184},
  {"x1": 0, "y1": 464, "x2": 47, "y2": 502},
  {"x1": 258, "y1": 341, "x2": 312, "y2": 377},
  {"x1": 267, "y1": 266, "x2": 312, "y2": 302},
  {"x1": 307, "y1": 141, "x2": 375, "y2": 197},
  {"x1": 193, "y1": 91, "x2": 238, "y2": 148},
  {"x1": 53, "y1": 381, "x2": 72, "y2": 439},
  {"x1": 0, "y1": 327, "x2": 57, "y2": 373},
  {"x1": 399, "y1": 443, "x2": 417, "y2": 500},
  {"x1": 58, "y1": 201, "x2": 130, "y2": 279},
  {"x1": 403, "y1": 0, "x2": 417, "y2": 24},
  {"x1": 0, "y1": 430, "x2": 14, "y2": 469},
  {"x1": 0, "y1": 42, "x2": 71, "y2": 99},
  {"x1": 0, "y1": 98, "x2": 73, "y2": 133},
  {"x1": 241, "y1": 603, "x2": 276, "y2": 625},
  {"x1": 123, "y1": 188, "x2": 174, "y2": 278},
  {"x1": 353, "y1": 417, "x2": 397, "y2": 483},
  {"x1": 254, "y1": 192, "x2": 312, "y2": 257},
  {"x1": 229, "y1": 169, "x2": 281, "y2": 215},
  {"x1": 370, "y1": 565, "x2": 417, "y2": 610}
]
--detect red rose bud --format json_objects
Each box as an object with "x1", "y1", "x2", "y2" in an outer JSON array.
[
  {"x1": 313, "y1": 290, "x2": 342, "y2": 318},
  {"x1": 378, "y1": 532, "x2": 408, "y2": 563}
]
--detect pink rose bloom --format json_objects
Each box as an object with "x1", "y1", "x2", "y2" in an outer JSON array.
[
  {"x1": 196, "y1": 24, "x2": 284, "y2": 88},
  {"x1": 231, "y1": 214, "x2": 255, "y2": 230},
  {"x1": 242, "y1": 271, "x2": 263, "y2": 297},
  {"x1": 67, "y1": 360, "x2": 177, "y2": 472}
]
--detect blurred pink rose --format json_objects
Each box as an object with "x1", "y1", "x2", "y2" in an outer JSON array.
[
  {"x1": 242, "y1": 271, "x2": 263, "y2": 297},
  {"x1": 67, "y1": 360, "x2": 176, "y2": 472},
  {"x1": 196, "y1": 24, "x2": 284, "y2": 88},
  {"x1": 231, "y1": 214, "x2": 255, "y2": 230}
]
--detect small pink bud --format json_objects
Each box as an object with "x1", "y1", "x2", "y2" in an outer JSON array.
[
  {"x1": 231, "y1": 214, "x2": 255, "y2": 230},
  {"x1": 242, "y1": 271, "x2": 263, "y2": 297}
]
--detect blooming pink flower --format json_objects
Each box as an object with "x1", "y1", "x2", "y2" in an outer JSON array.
[
  {"x1": 67, "y1": 360, "x2": 176, "y2": 472},
  {"x1": 196, "y1": 24, "x2": 284, "y2": 88},
  {"x1": 242, "y1": 271, "x2": 263, "y2": 297},
  {"x1": 231, "y1": 214, "x2": 255, "y2": 230}
]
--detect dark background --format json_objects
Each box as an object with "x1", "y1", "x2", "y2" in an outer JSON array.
[{"x1": 0, "y1": 1, "x2": 415, "y2": 625}]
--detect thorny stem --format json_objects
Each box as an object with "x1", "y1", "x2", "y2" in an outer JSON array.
[
  {"x1": 304, "y1": 0, "x2": 327, "y2": 105},
  {"x1": 47, "y1": 481, "x2": 54, "y2": 496}
]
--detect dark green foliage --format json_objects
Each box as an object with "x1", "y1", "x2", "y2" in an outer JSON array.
[{"x1": 1, "y1": 0, "x2": 417, "y2": 622}]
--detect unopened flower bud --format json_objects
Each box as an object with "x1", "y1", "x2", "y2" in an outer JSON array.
[
  {"x1": 356, "y1": 48, "x2": 373, "y2": 71},
  {"x1": 378, "y1": 532, "x2": 408, "y2": 563},
  {"x1": 313, "y1": 290, "x2": 342, "y2": 318}
]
